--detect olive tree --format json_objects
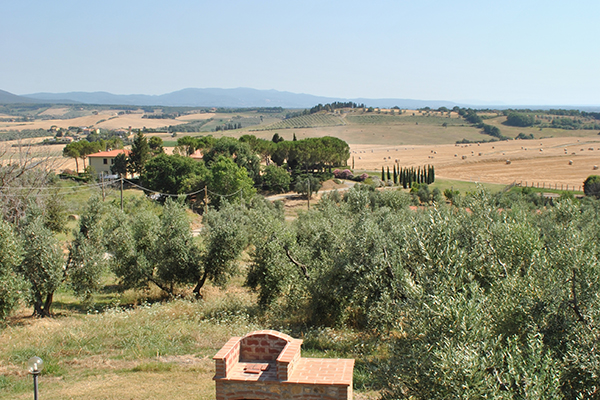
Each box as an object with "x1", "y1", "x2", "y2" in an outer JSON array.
[
  {"x1": 17, "y1": 215, "x2": 64, "y2": 317},
  {"x1": 66, "y1": 196, "x2": 108, "y2": 304},
  {"x1": 106, "y1": 198, "x2": 200, "y2": 296},
  {"x1": 193, "y1": 202, "x2": 251, "y2": 297},
  {"x1": 242, "y1": 187, "x2": 600, "y2": 398},
  {"x1": 0, "y1": 219, "x2": 25, "y2": 321}
]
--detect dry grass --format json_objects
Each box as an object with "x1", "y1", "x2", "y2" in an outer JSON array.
[{"x1": 0, "y1": 280, "x2": 260, "y2": 400}]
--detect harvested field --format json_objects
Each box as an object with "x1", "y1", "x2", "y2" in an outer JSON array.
[
  {"x1": 38, "y1": 107, "x2": 71, "y2": 117},
  {"x1": 0, "y1": 112, "x2": 206, "y2": 132},
  {"x1": 350, "y1": 136, "x2": 600, "y2": 188},
  {"x1": 176, "y1": 112, "x2": 215, "y2": 121}
]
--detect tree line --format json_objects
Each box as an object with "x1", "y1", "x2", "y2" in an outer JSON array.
[
  {"x1": 285, "y1": 102, "x2": 366, "y2": 119},
  {"x1": 215, "y1": 122, "x2": 242, "y2": 131},
  {"x1": 381, "y1": 165, "x2": 435, "y2": 188},
  {"x1": 117, "y1": 132, "x2": 350, "y2": 207}
]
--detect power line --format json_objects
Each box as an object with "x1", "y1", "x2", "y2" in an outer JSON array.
[
  {"x1": 123, "y1": 178, "x2": 244, "y2": 199},
  {"x1": 1, "y1": 176, "x2": 249, "y2": 201},
  {"x1": 0, "y1": 181, "x2": 111, "y2": 191},
  {"x1": 122, "y1": 178, "x2": 207, "y2": 198}
]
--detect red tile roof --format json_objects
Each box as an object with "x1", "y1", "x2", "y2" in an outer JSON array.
[{"x1": 88, "y1": 149, "x2": 131, "y2": 158}]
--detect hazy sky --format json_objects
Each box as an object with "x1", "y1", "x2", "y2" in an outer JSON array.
[{"x1": 1, "y1": 0, "x2": 598, "y2": 105}]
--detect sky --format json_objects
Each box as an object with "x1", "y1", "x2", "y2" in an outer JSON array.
[{"x1": 1, "y1": 0, "x2": 599, "y2": 106}]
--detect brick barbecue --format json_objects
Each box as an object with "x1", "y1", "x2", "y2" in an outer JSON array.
[{"x1": 213, "y1": 330, "x2": 354, "y2": 400}]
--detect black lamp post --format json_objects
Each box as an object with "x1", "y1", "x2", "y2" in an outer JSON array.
[{"x1": 28, "y1": 356, "x2": 43, "y2": 400}]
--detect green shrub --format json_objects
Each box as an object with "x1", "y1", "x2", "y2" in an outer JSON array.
[{"x1": 583, "y1": 175, "x2": 600, "y2": 198}]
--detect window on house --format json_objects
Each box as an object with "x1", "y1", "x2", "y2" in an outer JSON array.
[
  {"x1": 110, "y1": 159, "x2": 114, "y2": 164},
  {"x1": 103, "y1": 158, "x2": 108, "y2": 164}
]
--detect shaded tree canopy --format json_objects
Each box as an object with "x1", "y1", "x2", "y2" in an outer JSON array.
[
  {"x1": 271, "y1": 136, "x2": 350, "y2": 171},
  {"x1": 203, "y1": 137, "x2": 261, "y2": 182},
  {"x1": 141, "y1": 153, "x2": 208, "y2": 195},
  {"x1": 583, "y1": 175, "x2": 600, "y2": 198},
  {"x1": 206, "y1": 155, "x2": 256, "y2": 208},
  {"x1": 505, "y1": 113, "x2": 535, "y2": 127}
]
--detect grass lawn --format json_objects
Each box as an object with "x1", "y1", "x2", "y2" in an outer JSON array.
[{"x1": 428, "y1": 178, "x2": 508, "y2": 194}]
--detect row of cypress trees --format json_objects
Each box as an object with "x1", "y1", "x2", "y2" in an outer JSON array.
[{"x1": 381, "y1": 165, "x2": 435, "y2": 188}]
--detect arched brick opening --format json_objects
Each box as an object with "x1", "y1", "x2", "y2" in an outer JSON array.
[{"x1": 239, "y1": 331, "x2": 292, "y2": 362}]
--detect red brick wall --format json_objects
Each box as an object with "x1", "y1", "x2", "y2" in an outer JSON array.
[
  {"x1": 216, "y1": 380, "x2": 351, "y2": 400},
  {"x1": 213, "y1": 337, "x2": 241, "y2": 378},
  {"x1": 240, "y1": 333, "x2": 289, "y2": 362}
]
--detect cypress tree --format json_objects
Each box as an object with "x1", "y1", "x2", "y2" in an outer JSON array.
[
  {"x1": 393, "y1": 165, "x2": 397, "y2": 184},
  {"x1": 382, "y1": 166, "x2": 385, "y2": 181},
  {"x1": 387, "y1": 166, "x2": 391, "y2": 181},
  {"x1": 427, "y1": 165, "x2": 431, "y2": 184},
  {"x1": 400, "y1": 168, "x2": 405, "y2": 188}
]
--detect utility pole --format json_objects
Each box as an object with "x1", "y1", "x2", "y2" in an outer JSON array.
[
  {"x1": 101, "y1": 174, "x2": 105, "y2": 201},
  {"x1": 204, "y1": 186, "x2": 208, "y2": 214},
  {"x1": 307, "y1": 178, "x2": 310, "y2": 210}
]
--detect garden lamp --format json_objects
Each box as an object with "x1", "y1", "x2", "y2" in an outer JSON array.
[{"x1": 28, "y1": 356, "x2": 43, "y2": 400}]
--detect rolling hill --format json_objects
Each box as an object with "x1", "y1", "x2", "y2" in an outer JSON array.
[{"x1": 0, "y1": 89, "x2": 40, "y2": 104}]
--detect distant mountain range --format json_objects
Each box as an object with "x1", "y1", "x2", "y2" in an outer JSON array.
[
  {"x1": 1, "y1": 87, "x2": 598, "y2": 111},
  {"x1": 20, "y1": 87, "x2": 461, "y2": 109}
]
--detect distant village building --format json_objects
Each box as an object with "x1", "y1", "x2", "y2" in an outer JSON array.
[
  {"x1": 81, "y1": 127, "x2": 100, "y2": 135},
  {"x1": 189, "y1": 149, "x2": 204, "y2": 160},
  {"x1": 88, "y1": 149, "x2": 131, "y2": 176}
]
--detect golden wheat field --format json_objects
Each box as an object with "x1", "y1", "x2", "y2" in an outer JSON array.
[{"x1": 349, "y1": 136, "x2": 600, "y2": 189}]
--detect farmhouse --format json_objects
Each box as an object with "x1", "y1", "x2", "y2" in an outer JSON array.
[{"x1": 88, "y1": 149, "x2": 131, "y2": 176}]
